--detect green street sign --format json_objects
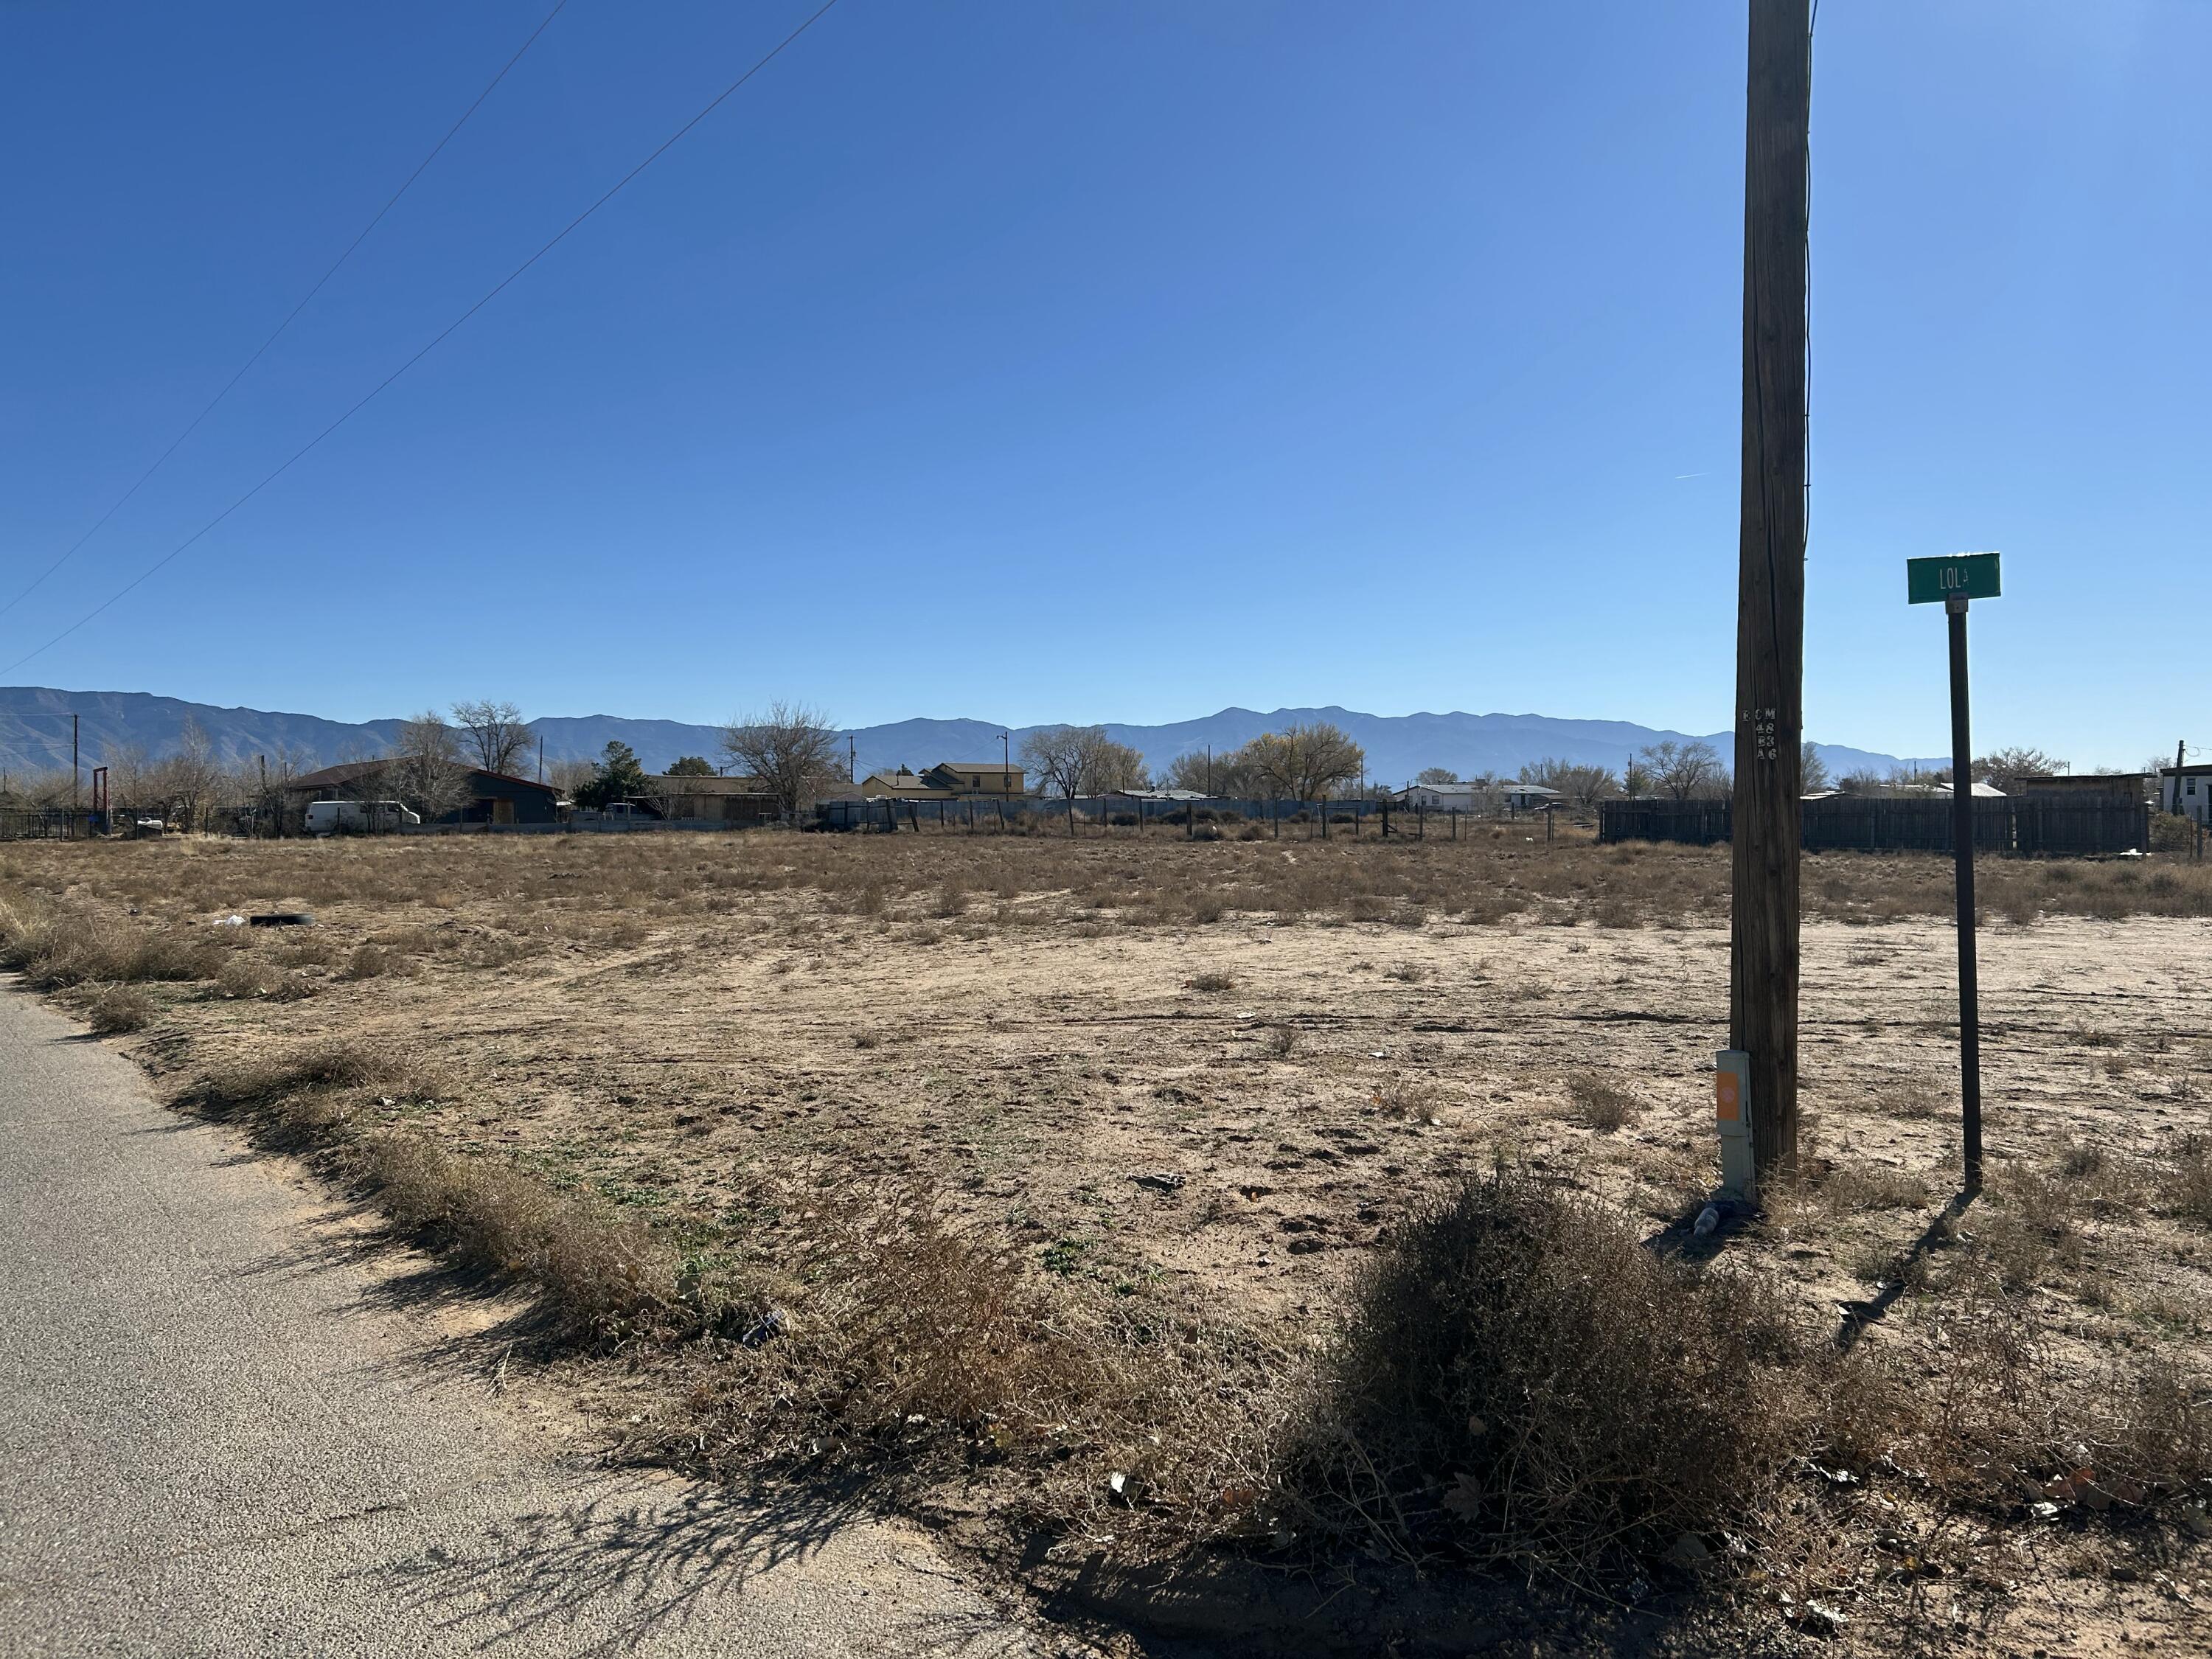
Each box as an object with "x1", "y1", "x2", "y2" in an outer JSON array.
[{"x1": 1907, "y1": 551, "x2": 2001, "y2": 605}]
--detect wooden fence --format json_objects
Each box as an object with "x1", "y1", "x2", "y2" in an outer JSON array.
[{"x1": 1599, "y1": 796, "x2": 2150, "y2": 857}]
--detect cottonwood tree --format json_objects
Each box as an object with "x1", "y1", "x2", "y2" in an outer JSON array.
[
  {"x1": 451, "y1": 699, "x2": 532, "y2": 776},
  {"x1": 720, "y1": 702, "x2": 844, "y2": 818},
  {"x1": 1415, "y1": 766, "x2": 1458, "y2": 786},
  {"x1": 159, "y1": 719, "x2": 229, "y2": 831},
  {"x1": 1521, "y1": 757, "x2": 1618, "y2": 809},
  {"x1": 1634, "y1": 740, "x2": 1728, "y2": 801},
  {"x1": 1020, "y1": 726, "x2": 1146, "y2": 798},
  {"x1": 1800, "y1": 742, "x2": 1832, "y2": 793},
  {"x1": 1973, "y1": 745, "x2": 2065, "y2": 787},
  {"x1": 547, "y1": 756, "x2": 599, "y2": 799},
  {"x1": 385, "y1": 712, "x2": 470, "y2": 821},
  {"x1": 1237, "y1": 722, "x2": 1364, "y2": 802}
]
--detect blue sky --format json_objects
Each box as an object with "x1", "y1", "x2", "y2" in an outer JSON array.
[{"x1": 3, "y1": 1, "x2": 2203, "y2": 766}]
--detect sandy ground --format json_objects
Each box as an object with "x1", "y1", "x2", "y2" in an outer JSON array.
[{"x1": 4, "y1": 831, "x2": 2208, "y2": 1654}]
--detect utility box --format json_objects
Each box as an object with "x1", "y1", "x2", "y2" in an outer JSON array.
[{"x1": 1714, "y1": 1048, "x2": 1757, "y2": 1199}]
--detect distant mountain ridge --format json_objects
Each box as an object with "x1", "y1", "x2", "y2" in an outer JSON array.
[{"x1": 0, "y1": 686, "x2": 1937, "y2": 788}]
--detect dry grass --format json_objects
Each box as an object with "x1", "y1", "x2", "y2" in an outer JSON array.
[
  {"x1": 4, "y1": 830, "x2": 2211, "y2": 1641},
  {"x1": 80, "y1": 981, "x2": 154, "y2": 1034}
]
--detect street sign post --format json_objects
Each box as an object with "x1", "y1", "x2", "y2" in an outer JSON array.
[
  {"x1": 1906, "y1": 552, "x2": 2000, "y2": 605},
  {"x1": 1910, "y1": 552, "x2": 2000, "y2": 1191}
]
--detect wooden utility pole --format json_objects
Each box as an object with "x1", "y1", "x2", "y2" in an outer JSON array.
[{"x1": 1728, "y1": 0, "x2": 1812, "y2": 1189}]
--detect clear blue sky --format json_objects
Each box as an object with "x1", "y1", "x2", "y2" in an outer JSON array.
[{"x1": 3, "y1": 1, "x2": 2203, "y2": 765}]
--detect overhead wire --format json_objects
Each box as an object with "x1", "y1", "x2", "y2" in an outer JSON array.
[
  {"x1": 0, "y1": 0, "x2": 573, "y2": 623},
  {"x1": 1, "y1": 0, "x2": 845, "y2": 678}
]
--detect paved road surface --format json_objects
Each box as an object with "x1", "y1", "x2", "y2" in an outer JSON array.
[{"x1": 0, "y1": 985, "x2": 1044, "y2": 1658}]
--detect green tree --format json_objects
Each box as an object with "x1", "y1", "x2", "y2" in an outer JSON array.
[
  {"x1": 577, "y1": 740, "x2": 650, "y2": 809},
  {"x1": 667, "y1": 755, "x2": 717, "y2": 776}
]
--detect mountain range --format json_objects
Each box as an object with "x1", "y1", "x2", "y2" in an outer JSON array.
[{"x1": 0, "y1": 686, "x2": 1936, "y2": 789}]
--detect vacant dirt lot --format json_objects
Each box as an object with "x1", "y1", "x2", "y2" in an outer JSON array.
[{"x1": 4, "y1": 828, "x2": 2208, "y2": 1655}]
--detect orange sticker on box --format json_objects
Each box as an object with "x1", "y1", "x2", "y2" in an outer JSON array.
[{"x1": 1715, "y1": 1073, "x2": 1741, "y2": 1122}]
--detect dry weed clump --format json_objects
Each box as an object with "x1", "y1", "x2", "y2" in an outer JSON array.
[
  {"x1": 1888, "y1": 1268, "x2": 2212, "y2": 1512},
  {"x1": 1565, "y1": 1072, "x2": 1643, "y2": 1133},
  {"x1": 80, "y1": 981, "x2": 156, "y2": 1034},
  {"x1": 667, "y1": 1189, "x2": 1290, "y2": 1551},
  {"x1": 1281, "y1": 1171, "x2": 1821, "y2": 1575},
  {"x1": 0, "y1": 893, "x2": 221, "y2": 990},
  {"x1": 361, "y1": 1133, "x2": 678, "y2": 1337},
  {"x1": 181, "y1": 1036, "x2": 683, "y2": 1338}
]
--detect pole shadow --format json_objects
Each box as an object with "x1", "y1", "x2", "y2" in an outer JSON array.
[{"x1": 1834, "y1": 1188, "x2": 1978, "y2": 1352}]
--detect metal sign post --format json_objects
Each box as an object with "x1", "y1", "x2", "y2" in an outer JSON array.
[{"x1": 1908, "y1": 552, "x2": 2000, "y2": 1191}]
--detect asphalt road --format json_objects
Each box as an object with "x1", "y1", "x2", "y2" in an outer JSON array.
[{"x1": 0, "y1": 984, "x2": 1043, "y2": 1658}]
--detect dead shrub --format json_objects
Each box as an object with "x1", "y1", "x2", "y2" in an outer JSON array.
[
  {"x1": 1282, "y1": 1171, "x2": 1818, "y2": 1575},
  {"x1": 1382, "y1": 959, "x2": 1430, "y2": 984},
  {"x1": 1186, "y1": 970, "x2": 1237, "y2": 994},
  {"x1": 188, "y1": 1037, "x2": 434, "y2": 1121},
  {"x1": 214, "y1": 953, "x2": 279, "y2": 999},
  {"x1": 83, "y1": 981, "x2": 156, "y2": 1034},
  {"x1": 344, "y1": 943, "x2": 398, "y2": 980},
  {"x1": 361, "y1": 1134, "x2": 677, "y2": 1336},
  {"x1": 1816, "y1": 1161, "x2": 1932, "y2": 1213},
  {"x1": 2171, "y1": 1133, "x2": 2212, "y2": 1228},
  {"x1": 1565, "y1": 1072, "x2": 1641, "y2": 1133}
]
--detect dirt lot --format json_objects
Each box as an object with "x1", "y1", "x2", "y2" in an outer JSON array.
[{"x1": 4, "y1": 827, "x2": 2208, "y2": 1655}]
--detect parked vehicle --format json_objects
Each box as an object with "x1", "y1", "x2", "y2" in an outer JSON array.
[{"x1": 305, "y1": 799, "x2": 422, "y2": 836}]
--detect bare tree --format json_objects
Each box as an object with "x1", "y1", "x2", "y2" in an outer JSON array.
[
  {"x1": 1237, "y1": 722, "x2": 1364, "y2": 802},
  {"x1": 1800, "y1": 742, "x2": 1832, "y2": 793},
  {"x1": 1634, "y1": 740, "x2": 1728, "y2": 801},
  {"x1": 1974, "y1": 745, "x2": 2066, "y2": 788},
  {"x1": 1022, "y1": 726, "x2": 1152, "y2": 799},
  {"x1": 1415, "y1": 765, "x2": 1458, "y2": 786},
  {"x1": 1522, "y1": 756, "x2": 1618, "y2": 810},
  {"x1": 546, "y1": 756, "x2": 598, "y2": 800},
  {"x1": 159, "y1": 718, "x2": 229, "y2": 831},
  {"x1": 451, "y1": 699, "x2": 532, "y2": 776},
  {"x1": 720, "y1": 701, "x2": 843, "y2": 818},
  {"x1": 385, "y1": 711, "x2": 470, "y2": 822}
]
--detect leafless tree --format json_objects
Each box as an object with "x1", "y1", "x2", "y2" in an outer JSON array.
[
  {"x1": 546, "y1": 756, "x2": 598, "y2": 800},
  {"x1": 1520, "y1": 757, "x2": 1618, "y2": 809},
  {"x1": 720, "y1": 701, "x2": 844, "y2": 818},
  {"x1": 1799, "y1": 742, "x2": 1832, "y2": 793},
  {"x1": 451, "y1": 699, "x2": 532, "y2": 776},
  {"x1": 1415, "y1": 765, "x2": 1458, "y2": 786},
  {"x1": 1022, "y1": 726, "x2": 1149, "y2": 799},
  {"x1": 385, "y1": 711, "x2": 470, "y2": 821},
  {"x1": 1635, "y1": 740, "x2": 1728, "y2": 801},
  {"x1": 158, "y1": 718, "x2": 230, "y2": 831},
  {"x1": 1973, "y1": 745, "x2": 2066, "y2": 788},
  {"x1": 1237, "y1": 722, "x2": 1364, "y2": 802}
]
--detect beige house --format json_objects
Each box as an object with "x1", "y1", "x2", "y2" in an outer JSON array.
[{"x1": 858, "y1": 762, "x2": 1023, "y2": 799}]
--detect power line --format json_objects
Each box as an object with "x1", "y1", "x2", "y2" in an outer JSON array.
[
  {"x1": 0, "y1": 0, "x2": 571, "y2": 625},
  {"x1": 2, "y1": 0, "x2": 844, "y2": 679}
]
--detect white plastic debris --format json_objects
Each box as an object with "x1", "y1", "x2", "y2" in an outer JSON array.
[
  {"x1": 217, "y1": 915, "x2": 246, "y2": 928},
  {"x1": 1694, "y1": 1204, "x2": 1723, "y2": 1237}
]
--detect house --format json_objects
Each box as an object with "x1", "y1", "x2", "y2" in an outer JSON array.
[
  {"x1": 285, "y1": 759, "x2": 562, "y2": 827},
  {"x1": 1396, "y1": 780, "x2": 1562, "y2": 812},
  {"x1": 2162, "y1": 764, "x2": 2212, "y2": 825},
  {"x1": 858, "y1": 762, "x2": 1024, "y2": 799},
  {"x1": 649, "y1": 773, "x2": 778, "y2": 824}
]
